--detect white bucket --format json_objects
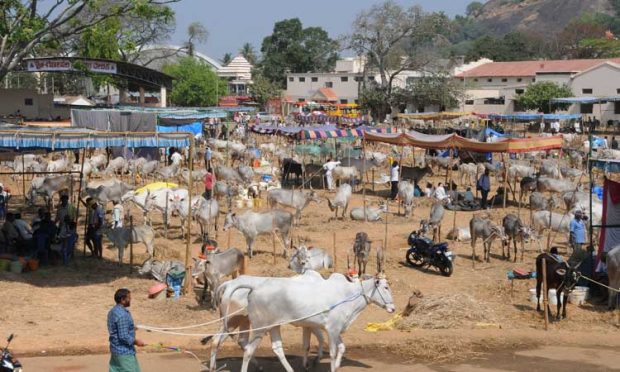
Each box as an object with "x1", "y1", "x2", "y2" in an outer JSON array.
[
  {"x1": 569, "y1": 286, "x2": 589, "y2": 305},
  {"x1": 529, "y1": 288, "x2": 564, "y2": 305}
]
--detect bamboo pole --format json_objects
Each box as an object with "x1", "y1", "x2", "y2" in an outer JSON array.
[
  {"x1": 21, "y1": 154, "x2": 26, "y2": 198},
  {"x1": 183, "y1": 136, "x2": 194, "y2": 294},
  {"x1": 75, "y1": 148, "x2": 86, "y2": 262},
  {"x1": 542, "y1": 257, "x2": 549, "y2": 330},
  {"x1": 129, "y1": 216, "x2": 134, "y2": 274},
  {"x1": 362, "y1": 138, "x2": 367, "y2": 221},
  {"x1": 502, "y1": 153, "x2": 508, "y2": 209},
  {"x1": 384, "y1": 199, "x2": 389, "y2": 262},
  {"x1": 332, "y1": 231, "x2": 337, "y2": 272}
]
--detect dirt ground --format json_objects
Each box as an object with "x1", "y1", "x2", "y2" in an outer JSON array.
[{"x1": 1, "y1": 157, "x2": 619, "y2": 370}]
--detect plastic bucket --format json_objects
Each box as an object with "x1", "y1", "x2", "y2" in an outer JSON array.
[
  {"x1": 569, "y1": 286, "x2": 589, "y2": 305},
  {"x1": 9, "y1": 261, "x2": 22, "y2": 274},
  {"x1": 0, "y1": 259, "x2": 10, "y2": 271},
  {"x1": 529, "y1": 288, "x2": 564, "y2": 305}
]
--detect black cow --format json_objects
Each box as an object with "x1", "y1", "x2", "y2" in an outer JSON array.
[
  {"x1": 281, "y1": 158, "x2": 302, "y2": 185},
  {"x1": 535, "y1": 251, "x2": 581, "y2": 320}
]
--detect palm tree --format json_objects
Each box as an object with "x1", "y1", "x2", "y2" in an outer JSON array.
[
  {"x1": 186, "y1": 22, "x2": 208, "y2": 56},
  {"x1": 222, "y1": 52, "x2": 233, "y2": 65},
  {"x1": 240, "y1": 42, "x2": 257, "y2": 65}
]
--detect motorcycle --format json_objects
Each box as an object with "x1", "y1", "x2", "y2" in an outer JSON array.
[
  {"x1": 406, "y1": 229, "x2": 454, "y2": 277},
  {"x1": 1, "y1": 334, "x2": 22, "y2": 372}
]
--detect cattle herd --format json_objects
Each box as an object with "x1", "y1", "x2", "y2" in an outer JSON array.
[{"x1": 3, "y1": 129, "x2": 620, "y2": 371}]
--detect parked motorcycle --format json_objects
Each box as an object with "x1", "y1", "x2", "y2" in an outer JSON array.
[
  {"x1": 1, "y1": 334, "x2": 22, "y2": 372},
  {"x1": 406, "y1": 229, "x2": 454, "y2": 277}
]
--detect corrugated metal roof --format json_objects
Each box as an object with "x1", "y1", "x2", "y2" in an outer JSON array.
[{"x1": 456, "y1": 58, "x2": 620, "y2": 77}]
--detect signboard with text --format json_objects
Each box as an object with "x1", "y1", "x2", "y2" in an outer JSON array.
[{"x1": 26, "y1": 59, "x2": 117, "y2": 74}]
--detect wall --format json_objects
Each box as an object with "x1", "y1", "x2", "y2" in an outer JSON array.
[
  {"x1": 568, "y1": 64, "x2": 620, "y2": 122},
  {"x1": 0, "y1": 89, "x2": 54, "y2": 119},
  {"x1": 285, "y1": 73, "x2": 365, "y2": 103}
]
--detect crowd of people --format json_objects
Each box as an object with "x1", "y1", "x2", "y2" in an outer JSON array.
[{"x1": 0, "y1": 195, "x2": 78, "y2": 265}]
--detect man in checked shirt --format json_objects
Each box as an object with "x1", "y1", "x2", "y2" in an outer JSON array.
[{"x1": 107, "y1": 289, "x2": 145, "y2": 372}]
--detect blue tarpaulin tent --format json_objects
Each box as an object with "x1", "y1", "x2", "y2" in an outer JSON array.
[{"x1": 156, "y1": 122, "x2": 202, "y2": 135}]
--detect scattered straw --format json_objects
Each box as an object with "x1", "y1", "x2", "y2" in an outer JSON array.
[{"x1": 396, "y1": 293, "x2": 498, "y2": 330}]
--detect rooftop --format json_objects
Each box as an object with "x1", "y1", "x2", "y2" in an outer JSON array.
[{"x1": 456, "y1": 58, "x2": 620, "y2": 78}]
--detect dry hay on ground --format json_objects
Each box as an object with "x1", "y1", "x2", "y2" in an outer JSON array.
[{"x1": 396, "y1": 293, "x2": 498, "y2": 330}]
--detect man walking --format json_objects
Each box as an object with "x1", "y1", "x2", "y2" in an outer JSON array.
[
  {"x1": 108, "y1": 288, "x2": 144, "y2": 372},
  {"x1": 322, "y1": 158, "x2": 341, "y2": 190},
  {"x1": 477, "y1": 169, "x2": 491, "y2": 209},
  {"x1": 390, "y1": 161, "x2": 399, "y2": 200}
]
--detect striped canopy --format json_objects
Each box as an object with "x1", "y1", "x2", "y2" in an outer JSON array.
[
  {"x1": 0, "y1": 126, "x2": 190, "y2": 150},
  {"x1": 364, "y1": 131, "x2": 562, "y2": 153},
  {"x1": 251, "y1": 125, "x2": 395, "y2": 140}
]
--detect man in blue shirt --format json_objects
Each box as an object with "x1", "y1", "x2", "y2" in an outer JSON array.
[
  {"x1": 108, "y1": 289, "x2": 144, "y2": 372},
  {"x1": 569, "y1": 210, "x2": 587, "y2": 252},
  {"x1": 477, "y1": 169, "x2": 491, "y2": 209}
]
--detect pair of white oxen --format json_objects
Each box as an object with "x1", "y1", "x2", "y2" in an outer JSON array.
[{"x1": 202, "y1": 271, "x2": 395, "y2": 372}]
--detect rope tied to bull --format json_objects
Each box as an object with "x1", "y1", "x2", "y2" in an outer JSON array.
[
  {"x1": 138, "y1": 307, "x2": 246, "y2": 331},
  {"x1": 576, "y1": 273, "x2": 620, "y2": 293}
]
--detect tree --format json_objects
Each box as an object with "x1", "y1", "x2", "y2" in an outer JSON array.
[
  {"x1": 548, "y1": 20, "x2": 607, "y2": 59},
  {"x1": 405, "y1": 73, "x2": 464, "y2": 111},
  {"x1": 221, "y1": 53, "x2": 233, "y2": 65},
  {"x1": 259, "y1": 18, "x2": 339, "y2": 87},
  {"x1": 348, "y1": 1, "x2": 448, "y2": 120},
  {"x1": 240, "y1": 42, "x2": 257, "y2": 65},
  {"x1": 0, "y1": 0, "x2": 179, "y2": 81},
  {"x1": 163, "y1": 57, "x2": 227, "y2": 107},
  {"x1": 578, "y1": 38, "x2": 620, "y2": 58},
  {"x1": 250, "y1": 70, "x2": 281, "y2": 109},
  {"x1": 466, "y1": 32, "x2": 542, "y2": 62},
  {"x1": 465, "y1": 2, "x2": 484, "y2": 17},
  {"x1": 516, "y1": 82, "x2": 573, "y2": 113},
  {"x1": 186, "y1": 21, "x2": 208, "y2": 57}
]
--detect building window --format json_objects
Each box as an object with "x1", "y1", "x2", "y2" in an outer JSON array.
[
  {"x1": 487, "y1": 78, "x2": 493, "y2": 82},
  {"x1": 24, "y1": 98, "x2": 33, "y2": 106},
  {"x1": 298, "y1": 98, "x2": 305, "y2": 102},
  {"x1": 354, "y1": 76, "x2": 363, "y2": 82},
  {"x1": 615, "y1": 102, "x2": 620, "y2": 114},
  {"x1": 517, "y1": 78, "x2": 522, "y2": 82},
  {"x1": 311, "y1": 77, "x2": 318, "y2": 82},
  {"x1": 581, "y1": 103, "x2": 593, "y2": 114},
  {"x1": 299, "y1": 77, "x2": 305, "y2": 82},
  {"x1": 340, "y1": 99, "x2": 348, "y2": 104},
  {"x1": 340, "y1": 76, "x2": 348, "y2": 82},
  {"x1": 289, "y1": 77, "x2": 294, "y2": 82},
  {"x1": 617, "y1": 88, "x2": 620, "y2": 94},
  {"x1": 473, "y1": 78, "x2": 478, "y2": 82},
  {"x1": 368, "y1": 76, "x2": 375, "y2": 81},
  {"x1": 582, "y1": 88, "x2": 593, "y2": 94},
  {"x1": 465, "y1": 100, "x2": 474, "y2": 105},
  {"x1": 515, "y1": 89, "x2": 524, "y2": 94},
  {"x1": 325, "y1": 82, "x2": 333, "y2": 88},
  {"x1": 483, "y1": 97, "x2": 505, "y2": 105},
  {"x1": 502, "y1": 78, "x2": 508, "y2": 82},
  {"x1": 354, "y1": 99, "x2": 359, "y2": 104},
  {"x1": 532, "y1": 78, "x2": 536, "y2": 82}
]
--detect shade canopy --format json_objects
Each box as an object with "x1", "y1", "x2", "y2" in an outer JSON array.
[
  {"x1": 364, "y1": 130, "x2": 563, "y2": 153},
  {"x1": 250, "y1": 124, "x2": 395, "y2": 140},
  {"x1": 487, "y1": 113, "x2": 582, "y2": 121},
  {"x1": 0, "y1": 124, "x2": 190, "y2": 151}
]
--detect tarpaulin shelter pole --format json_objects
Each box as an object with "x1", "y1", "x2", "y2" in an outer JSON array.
[
  {"x1": 21, "y1": 154, "x2": 26, "y2": 198},
  {"x1": 362, "y1": 137, "x2": 367, "y2": 221},
  {"x1": 589, "y1": 123, "x2": 594, "y2": 254},
  {"x1": 502, "y1": 153, "x2": 508, "y2": 209},
  {"x1": 76, "y1": 146, "x2": 86, "y2": 261},
  {"x1": 184, "y1": 133, "x2": 194, "y2": 294}
]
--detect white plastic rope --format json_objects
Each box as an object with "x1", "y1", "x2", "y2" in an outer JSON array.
[{"x1": 138, "y1": 307, "x2": 246, "y2": 331}]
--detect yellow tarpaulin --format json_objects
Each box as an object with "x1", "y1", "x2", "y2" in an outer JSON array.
[
  {"x1": 364, "y1": 314, "x2": 402, "y2": 332},
  {"x1": 135, "y1": 182, "x2": 178, "y2": 194}
]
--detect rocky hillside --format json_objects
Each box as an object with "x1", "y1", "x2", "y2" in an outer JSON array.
[{"x1": 473, "y1": 0, "x2": 614, "y2": 36}]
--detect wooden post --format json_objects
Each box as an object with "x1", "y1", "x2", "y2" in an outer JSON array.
[
  {"x1": 183, "y1": 135, "x2": 194, "y2": 294},
  {"x1": 164, "y1": 190, "x2": 169, "y2": 239},
  {"x1": 332, "y1": 231, "x2": 337, "y2": 272},
  {"x1": 129, "y1": 216, "x2": 134, "y2": 274},
  {"x1": 21, "y1": 154, "x2": 26, "y2": 198},
  {"x1": 362, "y1": 138, "x2": 367, "y2": 221},
  {"x1": 542, "y1": 257, "x2": 549, "y2": 330},
  {"x1": 384, "y1": 199, "x2": 389, "y2": 261},
  {"x1": 546, "y1": 199, "x2": 553, "y2": 251},
  {"x1": 502, "y1": 153, "x2": 508, "y2": 209},
  {"x1": 272, "y1": 212, "x2": 277, "y2": 264},
  {"x1": 372, "y1": 168, "x2": 375, "y2": 194}
]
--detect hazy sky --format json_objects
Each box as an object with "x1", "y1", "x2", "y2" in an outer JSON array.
[{"x1": 168, "y1": 0, "x2": 473, "y2": 64}]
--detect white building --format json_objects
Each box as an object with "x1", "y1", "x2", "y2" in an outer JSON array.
[
  {"x1": 455, "y1": 58, "x2": 620, "y2": 121},
  {"x1": 216, "y1": 55, "x2": 253, "y2": 96}
]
